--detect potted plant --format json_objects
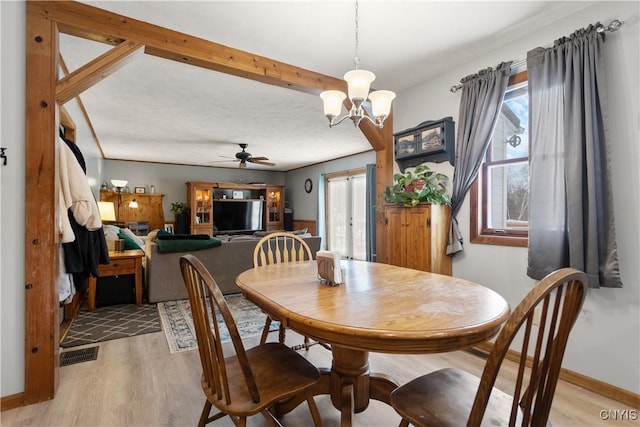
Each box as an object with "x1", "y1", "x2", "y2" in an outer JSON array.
[
  {"x1": 384, "y1": 164, "x2": 451, "y2": 207},
  {"x1": 171, "y1": 202, "x2": 190, "y2": 234}
]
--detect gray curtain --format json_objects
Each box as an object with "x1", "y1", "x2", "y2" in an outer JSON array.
[
  {"x1": 447, "y1": 62, "x2": 513, "y2": 255},
  {"x1": 365, "y1": 164, "x2": 376, "y2": 262},
  {"x1": 527, "y1": 24, "x2": 622, "y2": 288}
]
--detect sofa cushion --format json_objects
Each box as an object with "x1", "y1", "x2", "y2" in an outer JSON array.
[{"x1": 157, "y1": 233, "x2": 210, "y2": 240}]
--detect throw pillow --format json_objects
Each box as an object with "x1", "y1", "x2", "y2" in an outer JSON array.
[
  {"x1": 118, "y1": 230, "x2": 144, "y2": 251},
  {"x1": 121, "y1": 227, "x2": 145, "y2": 248}
]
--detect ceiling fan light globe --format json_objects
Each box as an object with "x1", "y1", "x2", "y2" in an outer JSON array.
[{"x1": 344, "y1": 69, "x2": 375, "y2": 101}]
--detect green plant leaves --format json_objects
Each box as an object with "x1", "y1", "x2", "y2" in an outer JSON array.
[{"x1": 383, "y1": 164, "x2": 451, "y2": 207}]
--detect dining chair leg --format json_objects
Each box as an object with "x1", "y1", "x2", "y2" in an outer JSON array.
[
  {"x1": 306, "y1": 390, "x2": 324, "y2": 427},
  {"x1": 198, "y1": 400, "x2": 212, "y2": 427},
  {"x1": 398, "y1": 419, "x2": 409, "y2": 427},
  {"x1": 261, "y1": 409, "x2": 287, "y2": 427},
  {"x1": 278, "y1": 323, "x2": 286, "y2": 344},
  {"x1": 340, "y1": 383, "x2": 354, "y2": 427},
  {"x1": 260, "y1": 317, "x2": 272, "y2": 345}
]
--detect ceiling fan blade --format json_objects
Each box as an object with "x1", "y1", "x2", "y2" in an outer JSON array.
[
  {"x1": 250, "y1": 156, "x2": 269, "y2": 161},
  {"x1": 249, "y1": 159, "x2": 276, "y2": 167},
  {"x1": 208, "y1": 159, "x2": 238, "y2": 163}
]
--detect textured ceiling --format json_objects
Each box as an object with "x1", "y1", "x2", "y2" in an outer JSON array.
[{"x1": 58, "y1": 1, "x2": 592, "y2": 171}]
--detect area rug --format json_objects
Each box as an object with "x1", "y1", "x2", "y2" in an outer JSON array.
[
  {"x1": 157, "y1": 294, "x2": 277, "y2": 354},
  {"x1": 61, "y1": 304, "x2": 161, "y2": 348}
]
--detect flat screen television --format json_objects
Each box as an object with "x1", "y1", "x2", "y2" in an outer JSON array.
[{"x1": 213, "y1": 199, "x2": 264, "y2": 234}]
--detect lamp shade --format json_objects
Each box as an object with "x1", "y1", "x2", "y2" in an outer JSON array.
[
  {"x1": 111, "y1": 179, "x2": 128, "y2": 188},
  {"x1": 344, "y1": 69, "x2": 375, "y2": 101},
  {"x1": 97, "y1": 201, "x2": 116, "y2": 222},
  {"x1": 368, "y1": 90, "x2": 396, "y2": 119},
  {"x1": 129, "y1": 199, "x2": 139, "y2": 209},
  {"x1": 320, "y1": 90, "x2": 347, "y2": 117}
]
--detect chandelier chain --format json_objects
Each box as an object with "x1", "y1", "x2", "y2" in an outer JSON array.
[{"x1": 353, "y1": 0, "x2": 360, "y2": 69}]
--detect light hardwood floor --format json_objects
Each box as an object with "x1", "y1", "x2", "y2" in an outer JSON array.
[{"x1": 2, "y1": 330, "x2": 637, "y2": 426}]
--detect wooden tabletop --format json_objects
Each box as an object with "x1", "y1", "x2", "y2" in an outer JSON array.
[
  {"x1": 237, "y1": 260, "x2": 510, "y2": 425},
  {"x1": 236, "y1": 260, "x2": 510, "y2": 353}
]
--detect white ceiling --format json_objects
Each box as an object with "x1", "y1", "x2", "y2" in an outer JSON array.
[{"x1": 59, "y1": 1, "x2": 591, "y2": 171}]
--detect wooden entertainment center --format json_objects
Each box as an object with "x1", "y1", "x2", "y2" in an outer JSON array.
[{"x1": 186, "y1": 181, "x2": 284, "y2": 236}]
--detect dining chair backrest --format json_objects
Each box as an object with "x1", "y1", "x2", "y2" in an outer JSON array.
[
  {"x1": 253, "y1": 232, "x2": 313, "y2": 267},
  {"x1": 180, "y1": 254, "x2": 260, "y2": 405},
  {"x1": 468, "y1": 267, "x2": 587, "y2": 426}
]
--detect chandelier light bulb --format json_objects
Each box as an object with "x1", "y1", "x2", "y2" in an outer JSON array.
[
  {"x1": 369, "y1": 90, "x2": 396, "y2": 119},
  {"x1": 344, "y1": 69, "x2": 375, "y2": 102},
  {"x1": 320, "y1": 90, "x2": 347, "y2": 118}
]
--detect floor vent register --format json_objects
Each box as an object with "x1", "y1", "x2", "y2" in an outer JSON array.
[{"x1": 60, "y1": 346, "x2": 99, "y2": 366}]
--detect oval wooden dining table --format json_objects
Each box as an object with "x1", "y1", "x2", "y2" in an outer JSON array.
[{"x1": 236, "y1": 260, "x2": 510, "y2": 426}]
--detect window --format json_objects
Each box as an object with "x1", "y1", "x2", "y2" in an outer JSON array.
[
  {"x1": 325, "y1": 169, "x2": 367, "y2": 260},
  {"x1": 471, "y1": 70, "x2": 529, "y2": 247}
]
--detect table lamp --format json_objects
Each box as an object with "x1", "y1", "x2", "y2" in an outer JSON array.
[{"x1": 97, "y1": 201, "x2": 116, "y2": 224}]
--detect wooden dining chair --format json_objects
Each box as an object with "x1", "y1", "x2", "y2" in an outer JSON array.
[
  {"x1": 179, "y1": 254, "x2": 323, "y2": 427},
  {"x1": 390, "y1": 268, "x2": 587, "y2": 427},
  {"x1": 253, "y1": 232, "x2": 318, "y2": 350}
]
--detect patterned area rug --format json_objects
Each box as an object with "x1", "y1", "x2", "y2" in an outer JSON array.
[
  {"x1": 157, "y1": 294, "x2": 277, "y2": 354},
  {"x1": 61, "y1": 304, "x2": 161, "y2": 348}
]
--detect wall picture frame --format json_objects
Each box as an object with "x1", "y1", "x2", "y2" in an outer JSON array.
[{"x1": 134, "y1": 187, "x2": 146, "y2": 194}]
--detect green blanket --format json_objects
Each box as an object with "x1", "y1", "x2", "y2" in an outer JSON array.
[{"x1": 156, "y1": 237, "x2": 222, "y2": 253}]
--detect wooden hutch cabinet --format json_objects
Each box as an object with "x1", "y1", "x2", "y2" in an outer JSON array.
[
  {"x1": 186, "y1": 181, "x2": 285, "y2": 235},
  {"x1": 383, "y1": 203, "x2": 452, "y2": 275},
  {"x1": 186, "y1": 181, "x2": 213, "y2": 235},
  {"x1": 266, "y1": 185, "x2": 284, "y2": 231},
  {"x1": 100, "y1": 190, "x2": 165, "y2": 233}
]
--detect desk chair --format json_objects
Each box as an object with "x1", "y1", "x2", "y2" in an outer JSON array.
[
  {"x1": 180, "y1": 254, "x2": 323, "y2": 427},
  {"x1": 390, "y1": 268, "x2": 587, "y2": 427},
  {"x1": 253, "y1": 232, "x2": 318, "y2": 350}
]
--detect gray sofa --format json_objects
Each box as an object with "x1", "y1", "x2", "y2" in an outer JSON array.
[{"x1": 145, "y1": 231, "x2": 322, "y2": 303}]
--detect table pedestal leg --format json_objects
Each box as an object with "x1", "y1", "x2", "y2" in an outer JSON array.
[{"x1": 274, "y1": 345, "x2": 399, "y2": 426}]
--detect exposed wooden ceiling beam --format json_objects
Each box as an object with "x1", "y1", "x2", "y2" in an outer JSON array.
[
  {"x1": 32, "y1": 1, "x2": 346, "y2": 95},
  {"x1": 34, "y1": 1, "x2": 392, "y2": 150},
  {"x1": 56, "y1": 39, "x2": 144, "y2": 104}
]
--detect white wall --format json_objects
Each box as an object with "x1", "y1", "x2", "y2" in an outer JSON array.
[
  {"x1": 394, "y1": 1, "x2": 640, "y2": 393},
  {"x1": 1, "y1": 0, "x2": 27, "y2": 398},
  {"x1": 2, "y1": 0, "x2": 638, "y2": 399},
  {"x1": 285, "y1": 151, "x2": 375, "y2": 221},
  {"x1": 103, "y1": 160, "x2": 285, "y2": 222}
]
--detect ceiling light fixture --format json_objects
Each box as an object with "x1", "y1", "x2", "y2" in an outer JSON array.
[{"x1": 320, "y1": 0, "x2": 395, "y2": 129}]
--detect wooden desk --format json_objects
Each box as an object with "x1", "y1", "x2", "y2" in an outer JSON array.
[
  {"x1": 236, "y1": 260, "x2": 509, "y2": 426},
  {"x1": 87, "y1": 249, "x2": 144, "y2": 311}
]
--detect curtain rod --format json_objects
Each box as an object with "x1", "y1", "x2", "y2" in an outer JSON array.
[{"x1": 449, "y1": 19, "x2": 623, "y2": 93}]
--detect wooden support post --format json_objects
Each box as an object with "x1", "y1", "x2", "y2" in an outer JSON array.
[{"x1": 25, "y1": 1, "x2": 60, "y2": 403}]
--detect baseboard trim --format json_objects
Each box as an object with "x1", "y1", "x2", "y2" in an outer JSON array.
[
  {"x1": 1, "y1": 392, "x2": 25, "y2": 412},
  {"x1": 474, "y1": 342, "x2": 640, "y2": 408}
]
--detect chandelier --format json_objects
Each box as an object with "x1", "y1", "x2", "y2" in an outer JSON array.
[{"x1": 320, "y1": 0, "x2": 395, "y2": 129}]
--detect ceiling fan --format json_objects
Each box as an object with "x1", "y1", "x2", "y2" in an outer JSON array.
[{"x1": 218, "y1": 143, "x2": 276, "y2": 169}]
